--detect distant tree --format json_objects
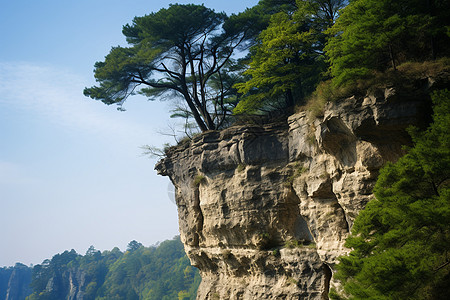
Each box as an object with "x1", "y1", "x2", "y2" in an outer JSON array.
[
  {"x1": 126, "y1": 240, "x2": 143, "y2": 252},
  {"x1": 325, "y1": 0, "x2": 450, "y2": 86},
  {"x1": 97, "y1": 237, "x2": 199, "y2": 300},
  {"x1": 234, "y1": 0, "x2": 345, "y2": 115},
  {"x1": 84, "y1": 4, "x2": 256, "y2": 132},
  {"x1": 85, "y1": 245, "x2": 100, "y2": 257},
  {"x1": 331, "y1": 90, "x2": 450, "y2": 299},
  {"x1": 27, "y1": 237, "x2": 199, "y2": 300},
  {"x1": 27, "y1": 250, "x2": 81, "y2": 300}
]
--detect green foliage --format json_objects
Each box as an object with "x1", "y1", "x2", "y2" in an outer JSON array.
[
  {"x1": 284, "y1": 239, "x2": 315, "y2": 249},
  {"x1": 84, "y1": 4, "x2": 253, "y2": 132},
  {"x1": 236, "y1": 163, "x2": 246, "y2": 172},
  {"x1": 286, "y1": 277, "x2": 298, "y2": 286},
  {"x1": 272, "y1": 249, "x2": 280, "y2": 257},
  {"x1": 26, "y1": 237, "x2": 200, "y2": 300},
  {"x1": 332, "y1": 90, "x2": 450, "y2": 299},
  {"x1": 126, "y1": 240, "x2": 143, "y2": 252},
  {"x1": 234, "y1": 0, "x2": 345, "y2": 115},
  {"x1": 97, "y1": 238, "x2": 200, "y2": 300},
  {"x1": 223, "y1": 0, "x2": 296, "y2": 44},
  {"x1": 284, "y1": 239, "x2": 302, "y2": 249},
  {"x1": 325, "y1": 0, "x2": 450, "y2": 87},
  {"x1": 304, "y1": 78, "x2": 360, "y2": 117},
  {"x1": 193, "y1": 173, "x2": 206, "y2": 187},
  {"x1": 305, "y1": 58, "x2": 450, "y2": 118},
  {"x1": 285, "y1": 163, "x2": 307, "y2": 186}
]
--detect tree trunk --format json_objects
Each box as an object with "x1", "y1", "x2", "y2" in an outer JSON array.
[
  {"x1": 286, "y1": 89, "x2": 294, "y2": 108},
  {"x1": 389, "y1": 44, "x2": 397, "y2": 71},
  {"x1": 183, "y1": 93, "x2": 209, "y2": 132}
]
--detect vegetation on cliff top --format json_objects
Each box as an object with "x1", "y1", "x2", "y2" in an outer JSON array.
[
  {"x1": 325, "y1": 0, "x2": 450, "y2": 86},
  {"x1": 331, "y1": 90, "x2": 450, "y2": 299},
  {"x1": 85, "y1": 0, "x2": 450, "y2": 132},
  {"x1": 233, "y1": 0, "x2": 345, "y2": 115}
]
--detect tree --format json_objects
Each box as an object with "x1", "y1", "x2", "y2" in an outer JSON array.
[
  {"x1": 84, "y1": 4, "x2": 252, "y2": 132},
  {"x1": 86, "y1": 245, "x2": 101, "y2": 257},
  {"x1": 332, "y1": 90, "x2": 450, "y2": 299},
  {"x1": 126, "y1": 240, "x2": 143, "y2": 252},
  {"x1": 234, "y1": 0, "x2": 345, "y2": 115},
  {"x1": 27, "y1": 237, "x2": 199, "y2": 300},
  {"x1": 325, "y1": 0, "x2": 450, "y2": 87}
]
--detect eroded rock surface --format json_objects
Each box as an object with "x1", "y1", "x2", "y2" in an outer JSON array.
[{"x1": 155, "y1": 83, "x2": 436, "y2": 299}]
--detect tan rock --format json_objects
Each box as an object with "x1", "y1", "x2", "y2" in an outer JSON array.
[{"x1": 155, "y1": 83, "x2": 436, "y2": 299}]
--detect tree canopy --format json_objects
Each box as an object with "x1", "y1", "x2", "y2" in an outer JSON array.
[
  {"x1": 84, "y1": 4, "x2": 254, "y2": 131},
  {"x1": 26, "y1": 237, "x2": 200, "y2": 300},
  {"x1": 126, "y1": 240, "x2": 143, "y2": 252},
  {"x1": 233, "y1": 0, "x2": 345, "y2": 115},
  {"x1": 331, "y1": 90, "x2": 450, "y2": 299},
  {"x1": 85, "y1": 1, "x2": 450, "y2": 122},
  {"x1": 325, "y1": 0, "x2": 450, "y2": 86}
]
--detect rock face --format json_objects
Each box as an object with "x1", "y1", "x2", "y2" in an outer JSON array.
[
  {"x1": 155, "y1": 83, "x2": 435, "y2": 299},
  {"x1": 0, "y1": 264, "x2": 32, "y2": 300},
  {"x1": 43, "y1": 268, "x2": 87, "y2": 300}
]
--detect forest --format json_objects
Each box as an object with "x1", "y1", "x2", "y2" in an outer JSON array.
[
  {"x1": 85, "y1": 0, "x2": 450, "y2": 133},
  {"x1": 0, "y1": 237, "x2": 200, "y2": 300}
]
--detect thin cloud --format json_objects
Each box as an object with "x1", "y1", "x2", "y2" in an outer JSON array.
[{"x1": 0, "y1": 61, "x2": 159, "y2": 144}]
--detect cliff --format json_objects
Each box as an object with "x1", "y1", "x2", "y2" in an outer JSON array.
[
  {"x1": 43, "y1": 268, "x2": 88, "y2": 300},
  {"x1": 155, "y1": 79, "x2": 441, "y2": 299},
  {"x1": 0, "y1": 264, "x2": 32, "y2": 300}
]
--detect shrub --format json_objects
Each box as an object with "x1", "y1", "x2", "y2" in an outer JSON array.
[{"x1": 193, "y1": 174, "x2": 206, "y2": 187}]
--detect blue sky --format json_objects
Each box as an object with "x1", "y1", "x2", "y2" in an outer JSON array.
[{"x1": 0, "y1": 0, "x2": 258, "y2": 267}]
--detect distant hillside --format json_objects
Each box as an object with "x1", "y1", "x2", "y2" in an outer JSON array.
[
  {"x1": 0, "y1": 263, "x2": 31, "y2": 300},
  {"x1": 1, "y1": 236, "x2": 200, "y2": 300}
]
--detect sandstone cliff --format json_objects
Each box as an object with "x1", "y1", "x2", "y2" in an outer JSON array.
[{"x1": 155, "y1": 80, "x2": 439, "y2": 299}]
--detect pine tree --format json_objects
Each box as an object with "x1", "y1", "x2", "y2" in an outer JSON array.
[{"x1": 332, "y1": 90, "x2": 450, "y2": 299}]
